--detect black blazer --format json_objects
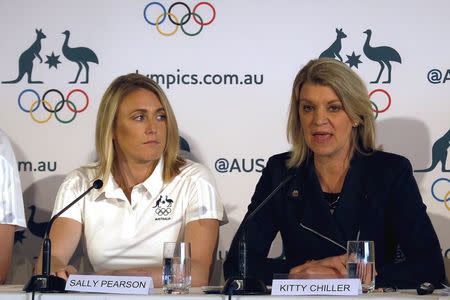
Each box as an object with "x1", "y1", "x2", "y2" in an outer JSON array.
[{"x1": 223, "y1": 151, "x2": 445, "y2": 288}]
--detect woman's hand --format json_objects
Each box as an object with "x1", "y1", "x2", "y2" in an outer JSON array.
[
  {"x1": 289, "y1": 254, "x2": 347, "y2": 278},
  {"x1": 53, "y1": 265, "x2": 78, "y2": 280}
]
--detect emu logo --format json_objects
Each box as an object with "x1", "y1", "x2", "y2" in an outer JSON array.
[
  {"x1": 363, "y1": 29, "x2": 402, "y2": 84},
  {"x1": 61, "y1": 30, "x2": 98, "y2": 84}
]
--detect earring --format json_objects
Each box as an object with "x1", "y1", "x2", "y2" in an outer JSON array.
[{"x1": 353, "y1": 122, "x2": 358, "y2": 127}]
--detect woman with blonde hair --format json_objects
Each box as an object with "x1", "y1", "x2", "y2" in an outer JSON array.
[
  {"x1": 224, "y1": 58, "x2": 444, "y2": 289},
  {"x1": 37, "y1": 73, "x2": 226, "y2": 287}
]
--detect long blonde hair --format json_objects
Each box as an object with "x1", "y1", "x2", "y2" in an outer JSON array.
[
  {"x1": 287, "y1": 58, "x2": 376, "y2": 168},
  {"x1": 95, "y1": 73, "x2": 185, "y2": 183}
]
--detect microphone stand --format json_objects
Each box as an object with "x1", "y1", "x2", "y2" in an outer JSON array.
[
  {"x1": 222, "y1": 174, "x2": 295, "y2": 295},
  {"x1": 24, "y1": 179, "x2": 103, "y2": 293}
]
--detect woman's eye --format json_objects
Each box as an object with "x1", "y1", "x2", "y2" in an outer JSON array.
[
  {"x1": 156, "y1": 114, "x2": 167, "y2": 121},
  {"x1": 133, "y1": 114, "x2": 145, "y2": 121},
  {"x1": 302, "y1": 105, "x2": 313, "y2": 112},
  {"x1": 329, "y1": 105, "x2": 342, "y2": 112}
]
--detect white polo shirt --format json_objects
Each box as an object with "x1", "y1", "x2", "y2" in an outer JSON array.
[
  {"x1": 0, "y1": 129, "x2": 26, "y2": 229},
  {"x1": 52, "y1": 158, "x2": 226, "y2": 272}
]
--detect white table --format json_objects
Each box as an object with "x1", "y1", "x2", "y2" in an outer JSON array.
[{"x1": 0, "y1": 285, "x2": 449, "y2": 300}]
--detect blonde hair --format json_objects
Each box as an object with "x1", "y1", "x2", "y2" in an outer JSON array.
[
  {"x1": 287, "y1": 58, "x2": 376, "y2": 168},
  {"x1": 95, "y1": 73, "x2": 185, "y2": 183}
]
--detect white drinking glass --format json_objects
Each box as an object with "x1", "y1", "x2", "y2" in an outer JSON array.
[
  {"x1": 346, "y1": 240, "x2": 375, "y2": 293},
  {"x1": 162, "y1": 242, "x2": 192, "y2": 294}
]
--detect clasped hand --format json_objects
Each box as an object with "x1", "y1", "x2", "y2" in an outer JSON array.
[{"x1": 289, "y1": 254, "x2": 347, "y2": 278}]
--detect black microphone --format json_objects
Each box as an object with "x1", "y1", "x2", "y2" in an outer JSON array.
[
  {"x1": 24, "y1": 179, "x2": 103, "y2": 293},
  {"x1": 222, "y1": 173, "x2": 296, "y2": 295}
]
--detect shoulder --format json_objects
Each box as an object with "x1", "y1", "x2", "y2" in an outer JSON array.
[
  {"x1": 364, "y1": 150, "x2": 411, "y2": 170},
  {"x1": 266, "y1": 152, "x2": 291, "y2": 169},
  {"x1": 357, "y1": 151, "x2": 413, "y2": 183},
  {"x1": 250, "y1": 152, "x2": 293, "y2": 187},
  {"x1": 60, "y1": 164, "x2": 98, "y2": 191},
  {"x1": 0, "y1": 130, "x2": 16, "y2": 162},
  {"x1": 0, "y1": 131, "x2": 19, "y2": 180},
  {"x1": 178, "y1": 160, "x2": 215, "y2": 183},
  {"x1": 0, "y1": 129, "x2": 11, "y2": 146}
]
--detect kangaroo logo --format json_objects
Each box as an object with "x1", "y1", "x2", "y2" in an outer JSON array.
[
  {"x1": 2, "y1": 29, "x2": 46, "y2": 84},
  {"x1": 153, "y1": 195, "x2": 163, "y2": 208},
  {"x1": 319, "y1": 28, "x2": 347, "y2": 61},
  {"x1": 363, "y1": 29, "x2": 402, "y2": 84},
  {"x1": 62, "y1": 30, "x2": 99, "y2": 84},
  {"x1": 415, "y1": 129, "x2": 450, "y2": 172}
]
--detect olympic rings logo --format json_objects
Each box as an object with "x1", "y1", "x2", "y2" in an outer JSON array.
[
  {"x1": 430, "y1": 177, "x2": 450, "y2": 212},
  {"x1": 369, "y1": 89, "x2": 392, "y2": 119},
  {"x1": 17, "y1": 88, "x2": 89, "y2": 124},
  {"x1": 143, "y1": 2, "x2": 216, "y2": 36},
  {"x1": 155, "y1": 207, "x2": 172, "y2": 216}
]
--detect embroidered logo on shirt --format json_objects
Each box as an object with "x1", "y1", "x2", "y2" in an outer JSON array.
[{"x1": 153, "y1": 195, "x2": 173, "y2": 220}]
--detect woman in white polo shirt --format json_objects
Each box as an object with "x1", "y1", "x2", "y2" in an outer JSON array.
[
  {"x1": 36, "y1": 73, "x2": 226, "y2": 287},
  {"x1": 0, "y1": 129, "x2": 27, "y2": 284}
]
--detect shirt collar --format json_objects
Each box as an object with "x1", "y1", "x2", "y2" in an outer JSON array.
[
  {"x1": 103, "y1": 173, "x2": 126, "y2": 201},
  {"x1": 103, "y1": 158, "x2": 164, "y2": 201},
  {"x1": 142, "y1": 158, "x2": 164, "y2": 197}
]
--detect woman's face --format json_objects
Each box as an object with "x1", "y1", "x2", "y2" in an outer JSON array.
[
  {"x1": 113, "y1": 88, "x2": 167, "y2": 166},
  {"x1": 299, "y1": 83, "x2": 354, "y2": 162}
]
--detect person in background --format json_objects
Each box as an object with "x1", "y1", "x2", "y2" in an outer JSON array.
[
  {"x1": 0, "y1": 129, "x2": 26, "y2": 284},
  {"x1": 223, "y1": 58, "x2": 445, "y2": 288},
  {"x1": 36, "y1": 73, "x2": 226, "y2": 287}
]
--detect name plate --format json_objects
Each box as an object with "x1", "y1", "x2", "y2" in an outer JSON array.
[
  {"x1": 271, "y1": 278, "x2": 361, "y2": 296},
  {"x1": 65, "y1": 274, "x2": 153, "y2": 295}
]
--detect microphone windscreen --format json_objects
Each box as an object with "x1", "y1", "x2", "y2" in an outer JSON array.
[{"x1": 93, "y1": 179, "x2": 103, "y2": 189}]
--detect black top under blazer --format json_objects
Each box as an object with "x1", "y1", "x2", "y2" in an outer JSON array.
[{"x1": 223, "y1": 151, "x2": 445, "y2": 288}]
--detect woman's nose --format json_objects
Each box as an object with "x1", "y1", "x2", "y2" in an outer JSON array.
[
  {"x1": 313, "y1": 108, "x2": 329, "y2": 125},
  {"x1": 145, "y1": 120, "x2": 156, "y2": 134}
]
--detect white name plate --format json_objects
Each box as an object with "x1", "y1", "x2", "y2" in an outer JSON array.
[
  {"x1": 271, "y1": 278, "x2": 361, "y2": 296},
  {"x1": 65, "y1": 274, "x2": 153, "y2": 295}
]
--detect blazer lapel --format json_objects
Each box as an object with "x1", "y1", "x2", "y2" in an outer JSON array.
[{"x1": 333, "y1": 153, "x2": 367, "y2": 242}]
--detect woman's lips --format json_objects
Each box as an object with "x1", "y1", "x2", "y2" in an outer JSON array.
[{"x1": 312, "y1": 132, "x2": 332, "y2": 142}]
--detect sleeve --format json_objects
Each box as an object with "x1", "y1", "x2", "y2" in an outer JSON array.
[
  {"x1": 223, "y1": 156, "x2": 289, "y2": 285},
  {"x1": 0, "y1": 138, "x2": 26, "y2": 229},
  {"x1": 184, "y1": 164, "x2": 226, "y2": 225},
  {"x1": 52, "y1": 169, "x2": 88, "y2": 223},
  {"x1": 376, "y1": 157, "x2": 445, "y2": 288}
]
